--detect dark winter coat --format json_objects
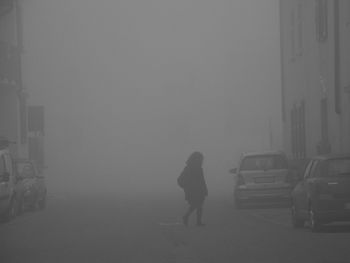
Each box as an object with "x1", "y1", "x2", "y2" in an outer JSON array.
[{"x1": 180, "y1": 164, "x2": 208, "y2": 206}]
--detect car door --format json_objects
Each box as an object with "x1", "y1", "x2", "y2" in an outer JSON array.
[{"x1": 293, "y1": 160, "x2": 315, "y2": 217}]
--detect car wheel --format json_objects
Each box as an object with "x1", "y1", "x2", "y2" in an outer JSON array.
[
  {"x1": 38, "y1": 195, "x2": 46, "y2": 210},
  {"x1": 309, "y1": 206, "x2": 321, "y2": 232},
  {"x1": 291, "y1": 203, "x2": 304, "y2": 228}
]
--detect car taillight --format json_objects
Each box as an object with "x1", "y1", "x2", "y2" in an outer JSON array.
[{"x1": 237, "y1": 174, "x2": 245, "y2": 186}]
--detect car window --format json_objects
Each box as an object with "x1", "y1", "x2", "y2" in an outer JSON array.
[
  {"x1": 303, "y1": 160, "x2": 314, "y2": 179},
  {"x1": 17, "y1": 162, "x2": 35, "y2": 178},
  {"x1": 324, "y1": 158, "x2": 350, "y2": 177},
  {"x1": 240, "y1": 155, "x2": 287, "y2": 171},
  {"x1": 308, "y1": 160, "x2": 320, "y2": 178}
]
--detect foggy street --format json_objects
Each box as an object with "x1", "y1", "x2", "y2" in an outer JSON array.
[
  {"x1": 2, "y1": 0, "x2": 350, "y2": 262},
  {"x1": 2, "y1": 193, "x2": 350, "y2": 263}
]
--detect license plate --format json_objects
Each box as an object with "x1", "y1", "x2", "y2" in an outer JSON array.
[
  {"x1": 254, "y1": 177, "x2": 274, "y2": 183},
  {"x1": 345, "y1": 203, "x2": 350, "y2": 209}
]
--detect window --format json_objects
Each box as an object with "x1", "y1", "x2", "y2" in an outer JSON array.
[
  {"x1": 297, "y1": 0, "x2": 303, "y2": 56},
  {"x1": 347, "y1": 1, "x2": 350, "y2": 26},
  {"x1": 290, "y1": 10, "x2": 296, "y2": 60},
  {"x1": 240, "y1": 155, "x2": 288, "y2": 171},
  {"x1": 306, "y1": 160, "x2": 319, "y2": 179},
  {"x1": 321, "y1": 98, "x2": 328, "y2": 142},
  {"x1": 317, "y1": 98, "x2": 331, "y2": 154},
  {"x1": 324, "y1": 158, "x2": 350, "y2": 177},
  {"x1": 310, "y1": 161, "x2": 322, "y2": 178},
  {"x1": 315, "y1": 0, "x2": 328, "y2": 42},
  {"x1": 303, "y1": 161, "x2": 314, "y2": 179},
  {"x1": 16, "y1": 163, "x2": 35, "y2": 178},
  {"x1": 290, "y1": 102, "x2": 306, "y2": 159}
]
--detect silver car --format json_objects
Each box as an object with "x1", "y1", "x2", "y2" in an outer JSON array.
[{"x1": 231, "y1": 151, "x2": 294, "y2": 208}]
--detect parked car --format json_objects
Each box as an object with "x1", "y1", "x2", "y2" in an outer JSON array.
[
  {"x1": 230, "y1": 151, "x2": 295, "y2": 208},
  {"x1": 0, "y1": 138, "x2": 21, "y2": 222},
  {"x1": 291, "y1": 153, "x2": 350, "y2": 232},
  {"x1": 15, "y1": 158, "x2": 47, "y2": 212}
]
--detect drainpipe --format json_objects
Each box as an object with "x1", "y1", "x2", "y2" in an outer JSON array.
[
  {"x1": 15, "y1": 0, "x2": 27, "y2": 147},
  {"x1": 334, "y1": 0, "x2": 340, "y2": 115}
]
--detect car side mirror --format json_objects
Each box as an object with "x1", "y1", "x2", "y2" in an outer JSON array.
[{"x1": 229, "y1": 168, "x2": 237, "y2": 174}]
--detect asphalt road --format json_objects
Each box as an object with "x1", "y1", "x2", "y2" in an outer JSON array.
[{"x1": 1, "y1": 193, "x2": 350, "y2": 263}]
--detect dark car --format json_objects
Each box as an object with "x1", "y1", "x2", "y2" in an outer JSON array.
[
  {"x1": 291, "y1": 154, "x2": 350, "y2": 232},
  {"x1": 15, "y1": 159, "x2": 47, "y2": 212}
]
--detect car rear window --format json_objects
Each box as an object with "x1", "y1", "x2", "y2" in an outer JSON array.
[
  {"x1": 240, "y1": 155, "x2": 288, "y2": 171},
  {"x1": 16, "y1": 162, "x2": 35, "y2": 178},
  {"x1": 323, "y1": 158, "x2": 350, "y2": 177}
]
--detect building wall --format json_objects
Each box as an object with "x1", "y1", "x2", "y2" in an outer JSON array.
[
  {"x1": 280, "y1": 0, "x2": 350, "y2": 161},
  {"x1": 0, "y1": 1, "x2": 27, "y2": 157}
]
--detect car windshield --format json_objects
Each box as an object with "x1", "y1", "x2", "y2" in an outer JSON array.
[
  {"x1": 240, "y1": 155, "x2": 287, "y2": 171},
  {"x1": 324, "y1": 158, "x2": 350, "y2": 177}
]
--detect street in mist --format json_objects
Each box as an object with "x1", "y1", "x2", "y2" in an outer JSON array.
[
  {"x1": 21, "y1": 0, "x2": 281, "y2": 195},
  {"x1": 7, "y1": 1, "x2": 348, "y2": 263},
  {"x1": 2, "y1": 194, "x2": 350, "y2": 263}
]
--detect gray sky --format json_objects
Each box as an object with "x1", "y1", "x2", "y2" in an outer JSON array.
[{"x1": 22, "y1": 0, "x2": 281, "y2": 195}]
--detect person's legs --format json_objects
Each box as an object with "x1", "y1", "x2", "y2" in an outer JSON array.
[
  {"x1": 183, "y1": 205, "x2": 195, "y2": 226},
  {"x1": 196, "y1": 206, "x2": 205, "y2": 226}
]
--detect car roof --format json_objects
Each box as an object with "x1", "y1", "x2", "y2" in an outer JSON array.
[
  {"x1": 312, "y1": 153, "x2": 350, "y2": 161},
  {"x1": 241, "y1": 150, "x2": 286, "y2": 158}
]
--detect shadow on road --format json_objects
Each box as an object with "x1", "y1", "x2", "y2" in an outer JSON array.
[
  {"x1": 319, "y1": 224, "x2": 350, "y2": 233},
  {"x1": 237, "y1": 202, "x2": 290, "y2": 210}
]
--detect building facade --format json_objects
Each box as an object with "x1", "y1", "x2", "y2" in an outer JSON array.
[
  {"x1": 0, "y1": 0, "x2": 27, "y2": 157},
  {"x1": 280, "y1": 0, "x2": 350, "y2": 162}
]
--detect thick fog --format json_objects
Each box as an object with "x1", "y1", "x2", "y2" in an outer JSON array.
[{"x1": 21, "y1": 0, "x2": 281, "y2": 197}]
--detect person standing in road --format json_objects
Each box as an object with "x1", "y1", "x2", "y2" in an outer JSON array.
[{"x1": 178, "y1": 151, "x2": 208, "y2": 226}]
